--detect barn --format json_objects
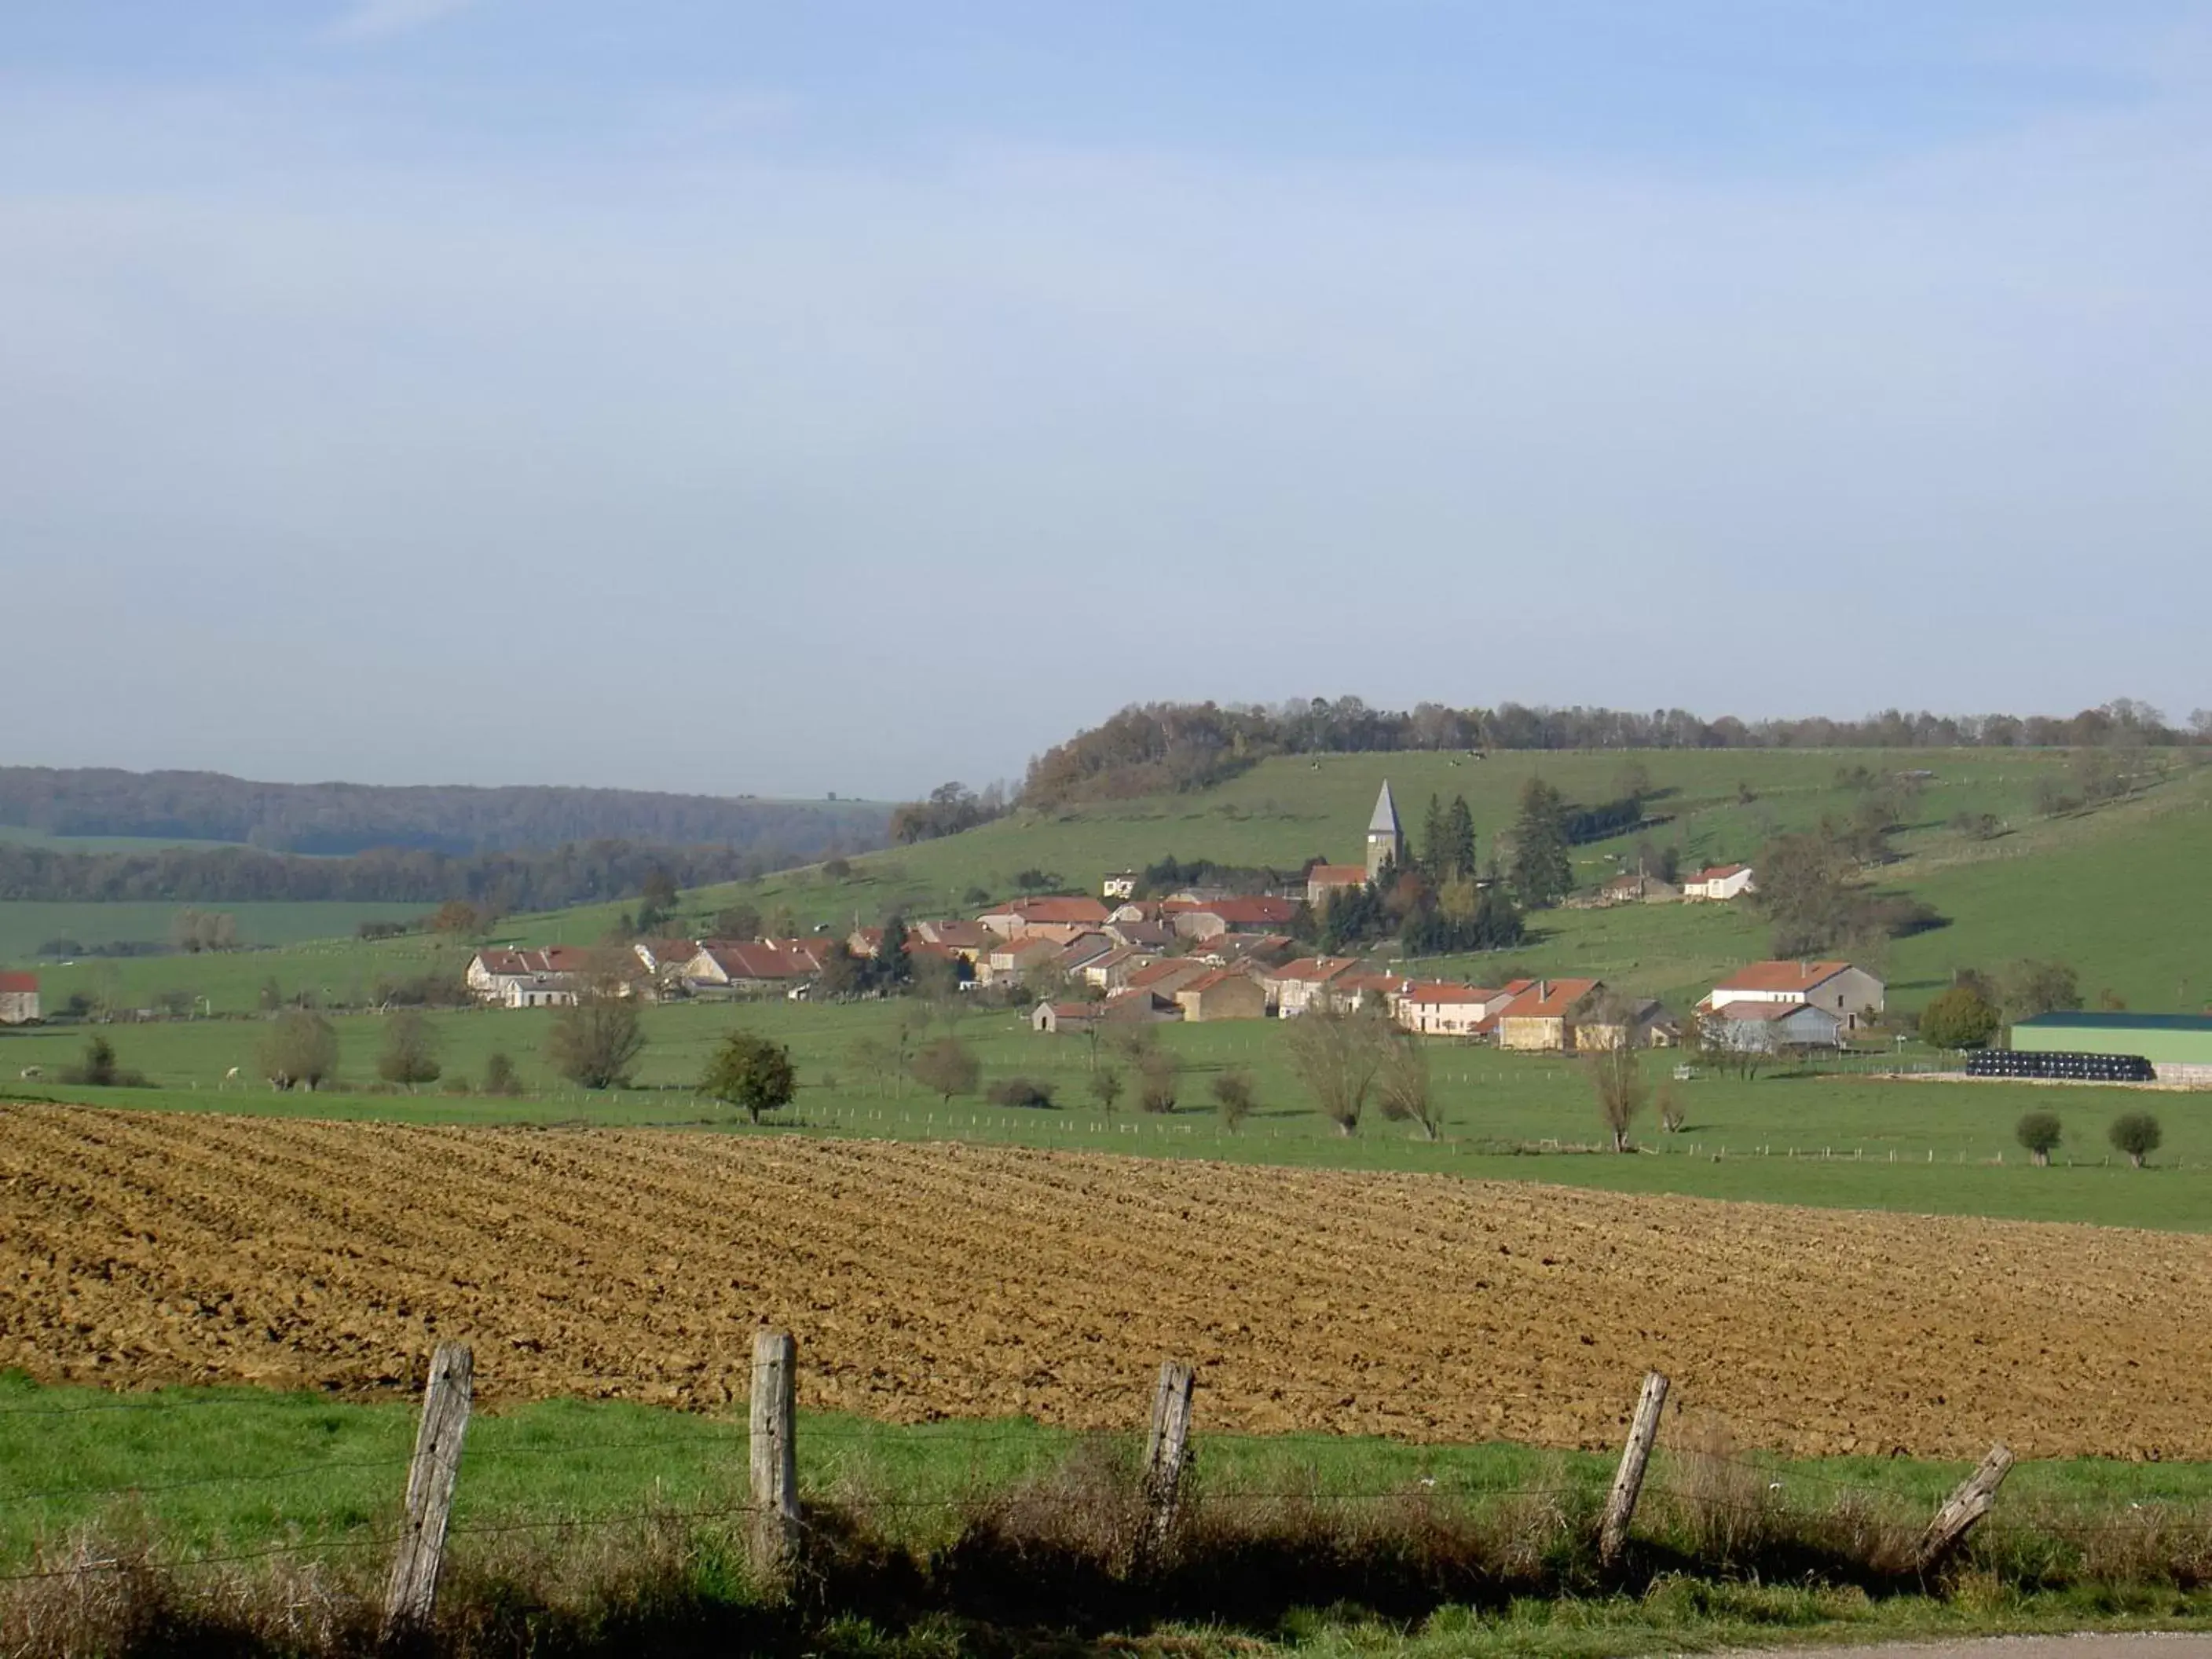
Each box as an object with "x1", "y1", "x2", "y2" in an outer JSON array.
[{"x1": 2011, "y1": 1013, "x2": 2212, "y2": 1086}]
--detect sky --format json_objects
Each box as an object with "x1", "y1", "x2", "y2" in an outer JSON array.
[{"x1": 3, "y1": 2, "x2": 2207, "y2": 800}]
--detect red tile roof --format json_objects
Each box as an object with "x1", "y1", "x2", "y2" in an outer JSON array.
[
  {"x1": 1188, "y1": 896, "x2": 1299, "y2": 926},
  {"x1": 1709, "y1": 999, "x2": 1823, "y2": 1023},
  {"x1": 1395, "y1": 980, "x2": 1496, "y2": 1005},
  {"x1": 997, "y1": 896, "x2": 1111, "y2": 924},
  {"x1": 1126, "y1": 958, "x2": 1210, "y2": 991},
  {"x1": 1694, "y1": 864, "x2": 1752, "y2": 881},
  {"x1": 1500, "y1": 978, "x2": 1603, "y2": 1020},
  {"x1": 1307, "y1": 863, "x2": 1367, "y2": 886},
  {"x1": 1269, "y1": 956, "x2": 1361, "y2": 984},
  {"x1": 696, "y1": 941, "x2": 822, "y2": 980},
  {"x1": 0, "y1": 971, "x2": 37, "y2": 994},
  {"x1": 474, "y1": 947, "x2": 594, "y2": 977},
  {"x1": 1712, "y1": 961, "x2": 1852, "y2": 994}
]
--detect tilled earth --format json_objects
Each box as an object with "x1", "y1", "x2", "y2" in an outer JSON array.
[{"x1": 1, "y1": 1104, "x2": 2203, "y2": 1457}]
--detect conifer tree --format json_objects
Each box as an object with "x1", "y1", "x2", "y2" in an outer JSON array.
[
  {"x1": 1445, "y1": 795, "x2": 1478, "y2": 881},
  {"x1": 1421, "y1": 794, "x2": 1448, "y2": 880},
  {"x1": 1509, "y1": 778, "x2": 1574, "y2": 908}
]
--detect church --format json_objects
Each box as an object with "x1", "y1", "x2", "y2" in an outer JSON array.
[{"x1": 1304, "y1": 782, "x2": 1406, "y2": 907}]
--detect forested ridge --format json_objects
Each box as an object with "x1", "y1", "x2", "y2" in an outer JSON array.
[
  {"x1": 0, "y1": 839, "x2": 821, "y2": 910},
  {"x1": 1020, "y1": 697, "x2": 2205, "y2": 808},
  {"x1": 0, "y1": 767, "x2": 890, "y2": 857}
]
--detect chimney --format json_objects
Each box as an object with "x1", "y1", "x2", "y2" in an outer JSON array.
[{"x1": 1537, "y1": 979, "x2": 1549, "y2": 1002}]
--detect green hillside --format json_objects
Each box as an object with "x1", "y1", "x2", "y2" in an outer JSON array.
[
  {"x1": 500, "y1": 745, "x2": 2210, "y2": 1015},
  {"x1": 7, "y1": 745, "x2": 2206, "y2": 1024}
]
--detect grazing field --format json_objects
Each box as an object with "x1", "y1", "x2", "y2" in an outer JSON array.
[
  {"x1": 4, "y1": 1105, "x2": 2210, "y2": 1459},
  {"x1": 0, "y1": 901, "x2": 422, "y2": 965},
  {"x1": 7, "y1": 995, "x2": 2210, "y2": 1230}
]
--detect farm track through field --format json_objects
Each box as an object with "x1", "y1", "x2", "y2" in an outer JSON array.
[{"x1": 1, "y1": 1104, "x2": 2207, "y2": 1458}]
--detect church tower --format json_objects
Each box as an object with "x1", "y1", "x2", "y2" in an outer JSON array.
[{"x1": 1365, "y1": 780, "x2": 1406, "y2": 880}]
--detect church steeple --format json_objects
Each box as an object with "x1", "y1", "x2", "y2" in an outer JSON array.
[{"x1": 1364, "y1": 780, "x2": 1405, "y2": 879}]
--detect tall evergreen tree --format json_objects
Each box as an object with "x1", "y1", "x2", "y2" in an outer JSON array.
[
  {"x1": 875, "y1": 914, "x2": 914, "y2": 990},
  {"x1": 1420, "y1": 794, "x2": 1448, "y2": 881},
  {"x1": 1445, "y1": 795, "x2": 1478, "y2": 881},
  {"x1": 1509, "y1": 778, "x2": 1574, "y2": 908}
]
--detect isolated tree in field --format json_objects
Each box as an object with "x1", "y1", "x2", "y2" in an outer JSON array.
[
  {"x1": 910, "y1": 1037, "x2": 980, "y2": 1102},
  {"x1": 377, "y1": 1010, "x2": 442, "y2": 1087},
  {"x1": 547, "y1": 994, "x2": 646, "y2": 1090},
  {"x1": 2015, "y1": 1111, "x2": 2062, "y2": 1166},
  {"x1": 1655, "y1": 1080, "x2": 1686, "y2": 1133},
  {"x1": 1755, "y1": 828, "x2": 1862, "y2": 957},
  {"x1": 1378, "y1": 1031, "x2": 1443, "y2": 1141},
  {"x1": 1589, "y1": 1042, "x2": 1648, "y2": 1152},
  {"x1": 430, "y1": 899, "x2": 482, "y2": 937},
  {"x1": 1614, "y1": 760, "x2": 1654, "y2": 804},
  {"x1": 1919, "y1": 984, "x2": 2001, "y2": 1050},
  {"x1": 483, "y1": 1050, "x2": 522, "y2": 1097},
  {"x1": 64, "y1": 1035, "x2": 121, "y2": 1087},
  {"x1": 1088, "y1": 1064, "x2": 1126, "y2": 1115},
  {"x1": 703, "y1": 1030, "x2": 798, "y2": 1124},
  {"x1": 1508, "y1": 778, "x2": 1574, "y2": 908},
  {"x1": 1286, "y1": 1003, "x2": 1391, "y2": 1136},
  {"x1": 261, "y1": 1010, "x2": 340, "y2": 1092},
  {"x1": 1137, "y1": 1046, "x2": 1181, "y2": 1114},
  {"x1": 2109, "y1": 1111, "x2": 2163, "y2": 1169},
  {"x1": 1210, "y1": 1068, "x2": 1257, "y2": 1131},
  {"x1": 2002, "y1": 959, "x2": 2082, "y2": 1023}
]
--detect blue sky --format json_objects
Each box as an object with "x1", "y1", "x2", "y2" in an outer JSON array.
[{"x1": 3, "y1": 2, "x2": 2207, "y2": 797}]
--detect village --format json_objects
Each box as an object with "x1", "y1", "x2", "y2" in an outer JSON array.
[{"x1": 452, "y1": 782, "x2": 1896, "y2": 1061}]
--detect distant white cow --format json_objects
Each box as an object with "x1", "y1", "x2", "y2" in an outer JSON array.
[
  {"x1": 17, "y1": 1066, "x2": 40, "y2": 1081},
  {"x1": 223, "y1": 1066, "x2": 241, "y2": 1086}
]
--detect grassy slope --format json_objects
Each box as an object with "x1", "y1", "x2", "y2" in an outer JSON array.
[{"x1": 0, "y1": 901, "x2": 420, "y2": 964}]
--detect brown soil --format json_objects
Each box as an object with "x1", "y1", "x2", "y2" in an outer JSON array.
[{"x1": 1, "y1": 1105, "x2": 2204, "y2": 1457}]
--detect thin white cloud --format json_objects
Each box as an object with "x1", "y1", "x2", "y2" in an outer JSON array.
[{"x1": 325, "y1": 0, "x2": 481, "y2": 45}]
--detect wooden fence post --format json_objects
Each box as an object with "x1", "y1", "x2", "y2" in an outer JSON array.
[
  {"x1": 1133, "y1": 1361, "x2": 1196, "y2": 1575},
  {"x1": 1915, "y1": 1445, "x2": 2012, "y2": 1574},
  {"x1": 749, "y1": 1329, "x2": 800, "y2": 1591},
  {"x1": 382, "y1": 1342, "x2": 474, "y2": 1644},
  {"x1": 1599, "y1": 1371, "x2": 1670, "y2": 1569}
]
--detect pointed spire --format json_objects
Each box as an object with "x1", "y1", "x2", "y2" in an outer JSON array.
[{"x1": 1368, "y1": 780, "x2": 1402, "y2": 837}]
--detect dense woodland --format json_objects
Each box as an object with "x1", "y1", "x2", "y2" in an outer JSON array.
[
  {"x1": 0, "y1": 840, "x2": 817, "y2": 911},
  {"x1": 0, "y1": 767, "x2": 890, "y2": 856},
  {"x1": 1019, "y1": 697, "x2": 2207, "y2": 808}
]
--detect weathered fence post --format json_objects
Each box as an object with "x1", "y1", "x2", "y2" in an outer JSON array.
[
  {"x1": 1915, "y1": 1445, "x2": 2012, "y2": 1573},
  {"x1": 749, "y1": 1329, "x2": 800, "y2": 1592},
  {"x1": 1599, "y1": 1371, "x2": 1670, "y2": 1569},
  {"x1": 382, "y1": 1342, "x2": 473, "y2": 1644},
  {"x1": 1133, "y1": 1361, "x2": 1196, "y2": 1575}
]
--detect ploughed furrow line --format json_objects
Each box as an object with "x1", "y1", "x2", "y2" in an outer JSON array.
[{"x1": 5, "y1": 1107, "x2": 2212, "y2": 1457}]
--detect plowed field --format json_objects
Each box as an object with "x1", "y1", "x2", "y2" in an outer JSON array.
[{"x1": 2, "y1": 1105, "x2": 2206, "y2": 1458}]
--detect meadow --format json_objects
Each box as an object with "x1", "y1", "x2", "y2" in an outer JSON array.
[
  {"x1": 0, "y1": 901, "x2": 425, "y2": 966},
  {"x1": 7, "y1": 994, "x2": 2207, "y2": 1231}
]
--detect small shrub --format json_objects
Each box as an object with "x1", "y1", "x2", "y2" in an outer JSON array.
[
  {"x1": 1920, "y1": 985, "x2": 2001, "y2": 1050},
  {"x1": 2015, "y1": 1110, "x2": 2062, "y2": 1166},
  {"x1": 483, "y1": 1051, "x2": 522, "y2": 1097},
  {"x1": 1210, "y1": 1068, "x2": 1257, "y2": 1131},
  {"x1": 2110, "y1": 1111, "x2": 2163, "y2": 1169},
  {"x1": 59, "y1": 1036, "x2": 149, "y2": 1089},
  {"x1": 987, "y1": 1076, "x2": 1057, "y2": 1109}
]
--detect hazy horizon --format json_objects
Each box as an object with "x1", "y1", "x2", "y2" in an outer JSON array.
[{"x1": 6, "y1": 2, "x2": 2208, "y2": 799}]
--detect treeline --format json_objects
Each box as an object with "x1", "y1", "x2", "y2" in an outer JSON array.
[
  {"x1": 0, "y1": 839, "x2": 805, "y2": 910},
  {"x1": 0, "y1": 767, "x2": 891, "y2": 857},
  {"x1": 888, "y1": 782, "x2": 1010, "y2": 844},
  {"x1": 1020, "y1": 697, "x2": 2207, "y2": 808}
]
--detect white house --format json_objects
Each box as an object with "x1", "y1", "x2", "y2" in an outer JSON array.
[
  {"x1": 0, "y1": 971, "x2": 38, "y2": 1025},
  {"x1": 1697, "y1": 961, "x2": 1884, "y2": 1030},
  {"x1": 467, "y1": 947, "x2": 591, "y2": 1003},
  {"x1": 1101, "y1": 872, "x2": 1138, "y2": 900},
  {"x1": 1683, "y1": 864, "x2": 1757, "y2": 901},
  {"x1": 1389, "y1": 980, "x2": 1511, "y2": 1038},
  {"x1": 501, "y1": 979, "x2": 577, "y2": 1009}
]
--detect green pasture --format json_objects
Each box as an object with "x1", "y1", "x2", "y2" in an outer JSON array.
[
  {"x1": 9, "y1": 996, "x2": 2210, "y2": 1230},
  {"x1": 6, "y1": 1371, "x2": 2212, "y2": 1576},
  {"x1": 0, "y1": 901, "x2": 424, "y2": 965}
]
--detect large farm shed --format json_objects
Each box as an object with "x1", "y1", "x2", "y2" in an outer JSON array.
[{"x1": 2012, "y1": 1013, "x2": 2212, "y2": 1085}]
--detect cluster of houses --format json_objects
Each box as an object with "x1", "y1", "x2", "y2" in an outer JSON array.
[
  {"x1": 458, "y1": 781, "x2": 1855, "y2": 1054},
  {"x1": 1575, "y1": 862, "x2": 1757, "y2": 909}
]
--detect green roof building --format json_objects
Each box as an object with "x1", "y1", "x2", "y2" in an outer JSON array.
[{"x1": 2012, "y1": 1012, "x2": 2212, "y2": 1083}]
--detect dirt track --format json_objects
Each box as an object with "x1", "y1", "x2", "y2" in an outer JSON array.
[{"x1": 1, "y1": 1105, "x2": 2206, "y2": 1458}]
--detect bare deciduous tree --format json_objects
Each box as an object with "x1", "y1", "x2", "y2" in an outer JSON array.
[
  {"x1": 1285, "y1": 1004, "x2": 1391, "y2": 1136},
  {"x1": 1378, "y1": 1031, "x2": 1444, "y2": 1141},
  {"x1": 1589, "y1": 1042, "x2": 1648, "y2": 1152}
]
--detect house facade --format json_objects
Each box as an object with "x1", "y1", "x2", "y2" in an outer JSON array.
[
  {"x1": 975, "y1": 897, "x2": 1112, "y2": 939},
  {"x1": 0, "y1": 971, "x2": 38, "y2": 1025},
  {"x1": 1390, "y1": 980, "x2": 1504, "y2": 1038},
  {"x1": 1305, "y1": 863, "x2": 1368, "y2": 908},
  {"x1": 1175, "y1": 969, "x2": 1269, "y2": 1023},
  {"x1": 1101, "y1": 872, "x2": 1138, "y2": 900},
  {"x1": 1495, "y1": 979, "x2": 1605, "y2": 1053},
  {"x1": 1266, "y1": 956, "x2": 1364, "y2": 1017},
  {"x1": 1032, "y1": 1001, "x2": 1101, "y2": 1035},
  {"x1": 1683, "y1": 865, "x2": 1757, "y2": 902},
  {"x1": 467, "y1": 947, "x2": 592, "y2": 1003},
  {"x1": 1698, "y1": 961, "x2": 1884, "y2": 1030}
]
